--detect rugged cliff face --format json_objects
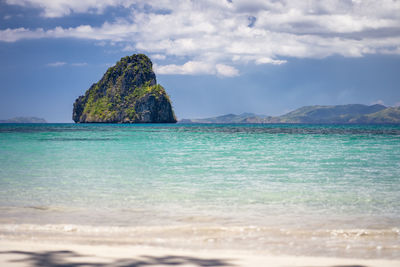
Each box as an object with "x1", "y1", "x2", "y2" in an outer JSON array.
[{"x1": 73, "y1": 54, "x2": 176, "y2": 123}]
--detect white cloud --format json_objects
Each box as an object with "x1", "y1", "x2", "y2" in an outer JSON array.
[
  {"x1": 154, "y1": 61, "x2": 239, "y2": 77},
  {"x1": 0, "y1": 27, "x2": 46, "y2": 42},
  {"x1": 371, "y1": 99, "x2": 385, "y2": 106},
  {"x1": 47, "y1": 62, "x2": 88, "y2": 67},
  {"x1": 95, "y1": 41, "x2": 107, "y2": 47},
  {"x1": 154, "y1": 61, "x2": 214, "y2": 76},
  {"x1": 154, "y1": 61, "x2": 238, "y2": 77},
  {"x1": 3, "y1": 0, "x2": 400, "y2": 76},
  {"x1": 47, "y1": 61, "x2": 66, "y2": 67},
  {"x1": 255, "y1": 58, "x2": 287, "y2": 65},
  {"x1": 71, "y1": 62, "x2": 88, "y2": 66},
  {"x1": 151, "y1": 54, "x2": 166, "y2": 60},
  {"x1": 216, "y1": 64, "x2": 239, "y2": 77},
  {"x1": 5, "y1": 0, "x2": 127, "y2": 18},
  {"x1": 122, "y1": 44, "x2": 135, "y2": 51}
]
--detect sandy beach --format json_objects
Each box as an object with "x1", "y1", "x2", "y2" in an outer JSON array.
[
  {"x1": 1, "y1": 224, "x2": 399, "y2": 267},
  {"x1": 1, "y1": 239, "x2": 400, "y2": 267}
]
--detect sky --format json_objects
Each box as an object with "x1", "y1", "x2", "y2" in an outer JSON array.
[{"x1": 0, "y1": 0, "x2": 400, "y2": 122}]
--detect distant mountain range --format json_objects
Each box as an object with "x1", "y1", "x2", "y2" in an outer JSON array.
[
  {"x1": 0, "y1": 117, "x2": 47, "y2": 123},
  {"x1": 179, "y1": 104, "x2": 400, "y2": 124}
]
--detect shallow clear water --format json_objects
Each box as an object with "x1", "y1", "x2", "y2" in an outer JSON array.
[{"x1": 0, "y1": 123, "x2": 399, "y2": 257}]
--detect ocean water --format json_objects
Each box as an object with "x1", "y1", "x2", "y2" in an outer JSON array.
[{"x1": 0, "y1": 123, "x2": 399, "y2": 258}]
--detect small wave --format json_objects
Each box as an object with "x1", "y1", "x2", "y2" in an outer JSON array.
[
  {"x1": 329, "y1": 228, "x2": 400, "y2": 238},
  {"x1": 24, "y1": 206, "x2": 66, "y2": 212},
  {"x1": 39, "y1": 137, "x2": 114, "y2": 141},
  {"x1": 1, "y1": 223, "x2": 398, "y2": 237},
  {"x1": 0, "y1": 224, "x2": 399, "y2": 258}
]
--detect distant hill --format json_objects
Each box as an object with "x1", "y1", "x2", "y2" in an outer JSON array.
[
  {"x1": 179, "y1": 104, "x2": 400, "y2": 124},
  {"x1": 351, "y1": 106, "x2": 400, "y2": 124},
  {"x1": 180, "y1": 113, "x2": 271, "y2": 124},
  {"x1": 0, "y1": 117, "x2": 47, "y2": 123},
  {"x1": 276, "y1": 104, "x2": 387, "y2": 123}
]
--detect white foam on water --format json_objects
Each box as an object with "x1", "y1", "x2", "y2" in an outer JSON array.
[{"x1": 1, "y1": 223, "x2": 399, "y2": 259}]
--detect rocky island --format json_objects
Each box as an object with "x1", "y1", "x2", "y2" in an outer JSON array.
[{"x1": 73, "y1": 54, "x2": 176, "y2": 123}]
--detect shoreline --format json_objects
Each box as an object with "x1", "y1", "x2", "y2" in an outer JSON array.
[
  {"x1": 1, "y1": 223, "x2": 399, "y2": 266},
  {"x1": 1, "y1": 239, "x2": 400, "y2": 267}
]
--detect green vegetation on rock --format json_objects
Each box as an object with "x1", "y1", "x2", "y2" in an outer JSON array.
[
  {"x1": 73, "y1": 54, "x2": 176, "y2": 123},
  {"x1": 351, "y1": 107, "x2": 400, "y2": 124},
  {"x1": 277, "y1": 104, "x2": 387, "y2": 123}
]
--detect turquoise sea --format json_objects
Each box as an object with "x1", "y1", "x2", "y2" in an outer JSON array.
[{"x1": 0, "y1": 123, "x2": 399, "y2": 258}]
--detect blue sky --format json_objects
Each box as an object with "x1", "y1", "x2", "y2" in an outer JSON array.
[{"x1": 1, "y1": 0, "x2": 400, "y2": 122}]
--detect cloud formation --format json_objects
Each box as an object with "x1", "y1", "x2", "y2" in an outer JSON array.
[
  {"x1": 3, "y1": 0, "x2": 400, "y2": 76},
  {"x1": 5, "y1": 0, "x2": 125, "y2": 18},
  {"x1": 47, "y1": 61, "x2": 66, "y2": 67},
  {"x1": 47, "y1": 61, "x2": 87, "y2": 67},
  {"x1": 71, "y1": 62, "x2": 88, "y2": 66},
  {"x1": 154, "y1": 61, "x2": 239, "y2": 77}
]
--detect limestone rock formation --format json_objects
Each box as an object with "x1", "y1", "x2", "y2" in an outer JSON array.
[{"x1": 73, "y1": 54, "x2": 176, "y2": 123}]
